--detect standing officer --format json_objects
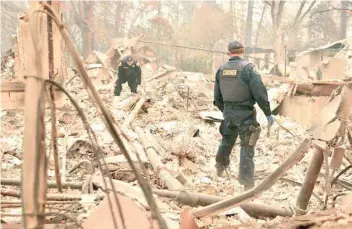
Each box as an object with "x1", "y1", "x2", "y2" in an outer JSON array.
[
  {"x1": 213, "y1": 41, "x2": 275, "y2": 191},
  {"x1": 114, "y1": 55, "x2": 142, "y2": 96}
]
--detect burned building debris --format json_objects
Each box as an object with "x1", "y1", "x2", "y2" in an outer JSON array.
[{"x1": 1, "y1": 1, "x2": 352, "y2": 229}]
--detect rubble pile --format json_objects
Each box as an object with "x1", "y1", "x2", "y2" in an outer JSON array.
[
  {"x1": 0, "y1": 49, "x2": 15, "y2": 81},
  {"x1": 135, "y1": 69, "x2": 337, "y2": 228},
  {"x1": 2, "y1": 58, "x2": 352, "y2": 228},
  {"x1": 1, "y1": 35, "x2": 352, "y2": 228}
]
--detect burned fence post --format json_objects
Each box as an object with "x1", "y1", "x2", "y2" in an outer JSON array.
[
  {"x1": 22, "y1": 2, "x2": 49, "y2": 228},
  {"x1": 295, "y1": 143, "x2": 325, "y2": 213}
]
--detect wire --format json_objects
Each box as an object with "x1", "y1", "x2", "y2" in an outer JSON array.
[
  {"x1": 44, "y1": 77, "x2": 122, "y2": 229},
  {"x1": 42, "y1": 212, "x2": 83, "y2": 229},
  {"x1": 332, "y1": 192, "x2": 351, "y2": 208},
  {"x1": 44, "y1": 86, "x2": 63, "y2": 193},
  {"x1": 331, "y1": 165, "x2": 352, "y2": 188}
]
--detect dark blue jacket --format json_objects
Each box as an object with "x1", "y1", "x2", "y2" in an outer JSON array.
[
  {"x1": 118, "y1": 60, "x2": 141, "y2": 85},
  {"x1": 214, "y1": 57, "x2": 271, "y2": 121}
]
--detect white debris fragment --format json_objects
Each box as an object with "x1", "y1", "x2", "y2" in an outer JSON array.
[
  {"x1": 200, "y1": 176, "x2": 212, "y2": 184},
  {"x1": 90, "y1": 122, "x2": 106, "y2": 131}
]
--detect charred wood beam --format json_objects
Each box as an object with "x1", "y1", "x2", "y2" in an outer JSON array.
[
  {"x1": 1, "y1": 189, "x2": 105, "y2": 201},
  {"x1": 295, "y1": 146, "x2": 324, "y2": 213},
  {"x1": 1, "y1": 178, "x2": 83, "y2": 190},
  {"x1": 132, "y1": 124, "x2": 183, "y2": 191},
  {"x1": 92, "y1": 176, "x2": 293, "y2": 218}
]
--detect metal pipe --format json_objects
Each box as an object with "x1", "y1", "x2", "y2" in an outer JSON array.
[
  {"x1": 240, "y1": 203, "x2": 292, "y2": 218},
  {"x1": 295, "y1": 147, "x2": 324, "y2": 211},
  {"x1": 97, "y1": 180, "x2": 293, "y2": 218},
  {"x1": 1, "y1": 178, "x2": 82, "y2": 190},
  {"x1": 132, "y1": 124, "x2": 183, "y2": 191},
  {"x1": 172, "y1": 190, "x2": 293, "y2": 218}
]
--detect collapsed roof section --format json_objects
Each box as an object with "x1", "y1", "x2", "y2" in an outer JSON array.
[{"x1": 292, "y1": 38, "x2": 352, "y2": 81}]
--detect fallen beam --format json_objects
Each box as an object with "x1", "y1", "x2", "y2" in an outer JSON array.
[
  {"x1": 146, "y1": 69, "x2": 176, "y2": 82},
  {"x1": 92, "y1": 176, "x2": 292, "y2": 218},
  {"x1": 1, "y1": 200, "x2": 82, "y2": 206},
  {"x1": 0, "y1": 177, "x2": 303, "y2": 218},
  {"x1": 1, "y1": 189, "x2": 105, "y2": 201},
  {"x1": 1, "y1": 178, "x2": 82, "y2": 190},
  {"x1": 154, "y1": 190, "x2": 292, "y2": 218},
  {"x1": 1, "y1": 224, "x2": 76, "y2": 229},
  {"x1": 132, "y1": 124, "x2": 183, "y2": 190},
  {"x1": 123, "y1": 97, "x2": 146, "y2": 127},
  {"x1": 295, "y1": 145, "x2": 324, "y2": 213},
  {"x1": 123, "y1": 96, "x2": 183, "y2": 191},
  {"x1": 121, "y1": 95, "x2": 140, "y2": 111},
  {"x1": 188, "y1": 138, "x2": 310, "y2": 219}
]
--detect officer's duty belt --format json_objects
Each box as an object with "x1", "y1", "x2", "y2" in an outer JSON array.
[{"x1": 224, "y1": 103, "x2": 254, "y2": 110}]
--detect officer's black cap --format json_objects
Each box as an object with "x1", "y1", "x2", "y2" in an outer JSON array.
[
  {"x1": 126, "y1": 55, "x2": 133, "y2": 61},
  {"x1": 228, "y1": 41, "x2": 244, "y2": 51}
]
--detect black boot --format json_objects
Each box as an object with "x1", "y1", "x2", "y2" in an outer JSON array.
[
  {"x1": 243, "y1": 184, "x2": 254, "y2": 191},
  {"x1": 215, "y1": 164, "x2": 228, "y2": 177}
]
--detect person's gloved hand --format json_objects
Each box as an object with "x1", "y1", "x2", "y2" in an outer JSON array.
[{"x1": 266, "y1": 115, "x2": 275, "y2": 127}]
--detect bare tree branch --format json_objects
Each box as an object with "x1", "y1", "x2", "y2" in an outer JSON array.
[
  {"x1": 69, "y1": 1, "x2": 88, "y2": 27},
  {"x1": 276, "y1": 1, "x2": 286, "y2": 28},
  {"x1": 270, "y1": 1, "x2": 276, "y2": 31},
  {"x1": 1, "y1": 1, "x2": 27, "y2": 12},
  {"x1": 292, "y1": 1, "x2": 306, "y2": 26},
  {"x1": 128, "y1": 4, "x2": 151, "y2": 36},
  {"x1": 312, "y1": 3, "x2": 351, "y2": 15},
  {"x1": 285, "y1": 1, "x2": 317, "y2": 48},
  {"x1": 296, "y1": 1, "x2": 317, "y2": 27},
  {"x1": 264, "y1": 1, "x2": 272, "y2": 7},
  {"x1": 255, "y1": 3, "x2": 267, "y2": 47}
]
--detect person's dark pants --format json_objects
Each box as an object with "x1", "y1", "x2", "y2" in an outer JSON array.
[
  {"x1": 216, "y1": 117, "x2": 258, "y2": 186},
  {"x1": 114, "y1": 79, "x2": 137, "y2": 96}
]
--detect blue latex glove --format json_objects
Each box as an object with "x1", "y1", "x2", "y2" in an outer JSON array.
[{"x1": 266, "y1": 115, "x2": 275, "y2": 127}]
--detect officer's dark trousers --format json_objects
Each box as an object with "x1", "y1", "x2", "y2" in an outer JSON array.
[
  {"x1": 216, "y1": 118, "x2": 257, "y2": 186},
  {"x1": 114, "y1": 79, "x2": 137, "y2": 96}
]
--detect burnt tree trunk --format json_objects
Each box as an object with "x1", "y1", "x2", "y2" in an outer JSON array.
[
  {"x1": 255, "y1": 4, "x2": 266, "y2": 47},
  {"x1": 114, "y1": 2, "x2": 122, "y2": 37},
  {"x1": 245, "y1": 1, "x2": 253, "y2": 47},
  {"x1": 79, "y1": 1, "x2": 94, "y2": 58},
  {"x1": 340, "y1": 1, "x2": 348, "y2": 40}
]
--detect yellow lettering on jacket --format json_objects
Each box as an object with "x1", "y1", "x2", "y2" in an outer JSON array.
[{"x1": 222, "y1": 69, "x2": 237, "y2": 76}]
